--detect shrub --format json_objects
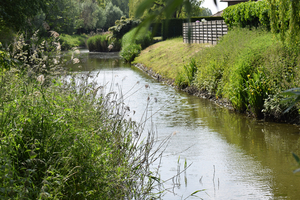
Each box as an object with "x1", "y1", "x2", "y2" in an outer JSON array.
[
  {"x1": 222, "y1": 0, "x2": 270, "y2": 29},
  {"x1": 120, "y1": 43, "x2": 141, "y2": 62},
  {"x1": 120, "y1": 27, "x2": 153, "y2": 62}
]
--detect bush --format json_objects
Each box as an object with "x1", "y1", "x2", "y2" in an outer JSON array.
[
  {"x1": 222, "y1": 0, "x2": 270, "y2": 29},
  {"x1": 87, "y1": 33, "x2": 121, "y2": 52},
  {"x1": 120, "y1": 27, "x2": 153, "y2": 62},
  {"x1": 120, "y1": 43, "x2": 141, "y2": 62}
]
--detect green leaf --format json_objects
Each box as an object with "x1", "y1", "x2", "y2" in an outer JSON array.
[{"x1": 292, "y1": 152, "x2": 300, "y2": 165}]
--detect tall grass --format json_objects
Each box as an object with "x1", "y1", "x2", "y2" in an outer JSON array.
[
  {"x1": 87, "y1": 33, "x2": 121, "y2": 52},
  {"x1": 0, "y1": 31, "x2": 167, "y2": 199},
  {"x1": 59, "y1": 34, "x2": 88, "y2": 50},
  {"x1": 190, "y1": 28, "x2": 300, "y2": 120}
]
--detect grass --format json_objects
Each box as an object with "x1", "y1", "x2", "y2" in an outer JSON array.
[
  {"x1": 133, "y1": 28, "x2": 300, "y2": 122},
  {"x1": 87, "y1": 33, "x2": 121, "y2": 52},
  {"x1": 133, "y1": 37, "x2": 208, "y2": 80},
  {"x1": 0, "y1": 31, "x2": 166, "y2": 199},
  {"x1": 59, "y1": 34, "x2": 88, "y2": 50}
]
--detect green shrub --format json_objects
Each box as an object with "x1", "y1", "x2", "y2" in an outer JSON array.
[
  {"x1": 87, "y1": 33, "x2": 121, "y2": 52},
  {"x1": 222, "y1": 0, "x2": 270, "y2": 29},
  {"x1": 120, "y1": 27, "x2": 153, "y2": 62},
  {"x1": 120, "y1": 43, "x2": 141, "y2": 62}
]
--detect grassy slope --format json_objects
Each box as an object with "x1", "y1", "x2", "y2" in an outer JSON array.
[
  {"x1": 133, "y1": 29, "x2": 300, "y2": 121},
  {"x1": 133, "y1": 37, "x2": 208, "y2": 80}
]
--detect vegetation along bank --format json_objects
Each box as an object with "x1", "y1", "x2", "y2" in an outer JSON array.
[{"x1": 133, "y1": 28, "x2": 300, "y2": 124}]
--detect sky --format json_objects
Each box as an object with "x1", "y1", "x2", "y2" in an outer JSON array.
[{"x1": 201, "y1": 0, "x2": 228, "y2": 15}]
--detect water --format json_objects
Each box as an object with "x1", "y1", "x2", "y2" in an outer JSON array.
[{"x1": 68, "y1": 50, "x2": 300, "y2": 199}]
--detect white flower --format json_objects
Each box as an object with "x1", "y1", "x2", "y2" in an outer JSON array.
[
  {"x1": 73, "y1": 58, "x2": 80, "y2": 64},
  {"x1": 37, "y1": 75, "x2": 45, "y2": 84}
]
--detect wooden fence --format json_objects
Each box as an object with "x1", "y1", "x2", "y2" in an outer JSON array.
[{"x1": 183, "y1": 20, "x2": 228, "y2": 44}]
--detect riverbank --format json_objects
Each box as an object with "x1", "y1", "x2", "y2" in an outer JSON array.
[{"x1": 133, "y1": 28, "x2": 300, "y2": 123}]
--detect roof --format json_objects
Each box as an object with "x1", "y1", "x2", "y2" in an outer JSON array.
[
  {"x1": 220, "y1": 0, "x2": 250, "y2": 2},
  {"x1": 211, "y1": 10, "x2": 223, "y2": 17}
]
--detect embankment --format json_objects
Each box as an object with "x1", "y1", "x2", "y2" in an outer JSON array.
[{"x1": 133, "y1": 29, "x2": 300, "y2": 123}]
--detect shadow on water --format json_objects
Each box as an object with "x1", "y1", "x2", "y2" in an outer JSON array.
[{"x1": 67, "y1": 50, "x2": 300, "y2": 199}]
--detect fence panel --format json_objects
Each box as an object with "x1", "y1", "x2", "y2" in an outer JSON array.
[{"x1": 183, "y1": 20, "x2": 228, "y2": 44}]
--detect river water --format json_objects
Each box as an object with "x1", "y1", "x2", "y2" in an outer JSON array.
[{"x1": 68, "y1": 50, "x2": 300, "y2": 199}]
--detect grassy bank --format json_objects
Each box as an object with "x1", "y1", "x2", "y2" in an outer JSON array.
[
  {"x1": 133, "y1": 37, "x2": 208, "y2": 79},
  {"x1": 134, "y1": 29, "x2": 300, "y2": 122},
  {"x1": 0, "y1": 34, "x2": 163, "y2": 199}
]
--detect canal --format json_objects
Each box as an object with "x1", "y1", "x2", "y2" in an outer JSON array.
[{"x1": 68, "y1": 50, "x2": 300, "y2": 199}]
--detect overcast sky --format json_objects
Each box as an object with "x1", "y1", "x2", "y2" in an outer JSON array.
[{"x1": 201, "y1": 0, "x2": 228, "y2": 14}]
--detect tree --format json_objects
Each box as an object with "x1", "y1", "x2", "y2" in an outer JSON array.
[
  {"x1": 0, "y1": 0, "x2": 54, "y2": 31},
  {"x1": 104, "y1": 2, "x2": 124, "y2": 29},
  {"x1": 76, "y1": 0, "x2": 106, "y2": 31},
  {"x1": 268, "y1": 0, "x2": 300, "y2": 46},
  {"x1": 109, "y1": 0, "x2": 130, "y2": 17}
]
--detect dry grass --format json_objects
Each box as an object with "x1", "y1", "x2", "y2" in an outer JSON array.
[{"x1": 133, "y1": 37, "x2": 209, "y2": 80}]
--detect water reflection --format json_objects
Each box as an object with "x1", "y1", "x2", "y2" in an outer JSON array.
[{"x1": 67, "y1": 50, "x2": 300, "y2": 199}]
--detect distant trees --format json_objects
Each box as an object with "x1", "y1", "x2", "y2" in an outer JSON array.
[{"x1": 0, "y1": 0, "x2": 130, "y2": 34}]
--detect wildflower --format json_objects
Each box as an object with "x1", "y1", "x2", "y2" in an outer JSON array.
[
  {"x1": 73, "y1": 58, "x2": 80, "y2": 64},
  {"x1": 247, "y1": 74, "x2": 250, "y2": 78},
  {"x1": 37, "y1": 74, "x2": 45, "y2": 84}
]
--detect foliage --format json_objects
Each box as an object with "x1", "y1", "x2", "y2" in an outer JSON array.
[
  {"x1": 120, "y1": 27, "x2": 153, "y2": 62},
  {"x1": 222, "y1": 0, "x2": 270, "y2": 29},
  {"x1": 60, "y1": 34, "x2": 88, "y2": 50},
  {"x1": 0, "y1": 32, "x2": 166, "y2": 199},
  {"x1": 87, "y1": 33, "x2": 121, "y2": 52},
  {"x1": 0, "y1": 0, "x2": 53, "y2": 31},
  {"x1": 108, "y1": 17, "x2": 141, "y2": 39},
  {"x1": 120, "y1": 43, "x2": 142, "y2": 62},
  {"x1": 175, "y1": 59, "x2": 197, "y2": 88},
  {"x1": 192, "y1": 28, "x2": 300, "y2": 119},
  {"x1": 268, "y1": 0, "x2": 300, "y2": 47},
  {"x1": 109, "y1": 0, "x2": 129, "y2": 17},
  {"x1": 104, "y1": 2, "x2": 124, "y2": 30},
  {"x1": 76, "y1": 0, "x2": 106, "y2": 31}
]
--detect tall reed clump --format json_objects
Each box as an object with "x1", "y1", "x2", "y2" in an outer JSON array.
[
  {"x1": 120, "y1": 27, "x2": 153, "y2": 62},
  {"x1": 87, "y1": 32, "x2": 121, "y2": 52},
  {"x1": 0, "y1": 31, "x2": 165, "y2": 199},
  {"x1": 59, "y1": 34, "x2": 88, "y2": 50},
  {"x1": 192, "y1": 28, "x2": 300, "y2": 121}
]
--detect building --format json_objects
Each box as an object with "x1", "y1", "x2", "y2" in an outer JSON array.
[{"x1": 220, "y1": 0, "x2": 258, "y2": 7}]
